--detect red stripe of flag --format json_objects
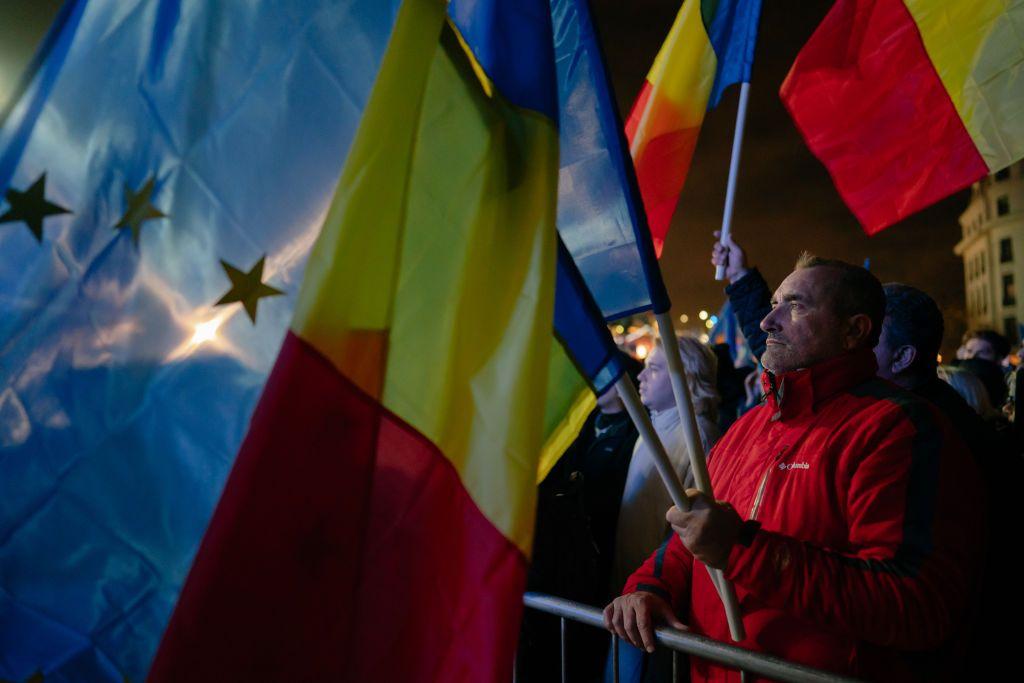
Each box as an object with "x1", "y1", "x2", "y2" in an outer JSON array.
[
  {"x1": 149, "y1": 332, "x2": 527, "y2": 681},
  {"x1": 780, "y1": 0, "x2": 988, "y2": 234},
  {"x1": 626, "y1": 81, "x2": 702, "y2": 257}
]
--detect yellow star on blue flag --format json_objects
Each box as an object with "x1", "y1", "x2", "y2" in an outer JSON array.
[
  {"x1": 114, "y1": 176, "x2": 166, "y2": 246},
  {"x1": 214, "y1": 255, "x2": 284, "y2": 323},
  {"x1": 0, "y1": 173, "x2": 71, "y2": 242}
]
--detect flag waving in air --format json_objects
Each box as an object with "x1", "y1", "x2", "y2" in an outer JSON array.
[
  {"x1": 782, "y1": 0, "x2": 1024, "y2": 234},
  {"x1": 151, "y1": 0, "x2": 564, "y2": 679},
  {"x1": 626, "y1": 0, "x2": 763, "y2": 256},
  {"x1": 0, "y1": 1, "x2": 402, "y2": 680}
]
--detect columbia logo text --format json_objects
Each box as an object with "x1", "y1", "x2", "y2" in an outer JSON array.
[{"x1": 778, "y1": 462, "x2": 810, "y2": 471}]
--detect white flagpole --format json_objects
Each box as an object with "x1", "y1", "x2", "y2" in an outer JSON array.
[
  {"x1": 715, "y1": 81, "x2": 752, "y2": 281},
  {"x1": 650, "y1": 312, "x2": 746, "y2": 642}
]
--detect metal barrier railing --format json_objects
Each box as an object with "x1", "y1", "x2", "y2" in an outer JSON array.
[{"x1": 518, "y1": 592, "x2": 864, "y2": 683}]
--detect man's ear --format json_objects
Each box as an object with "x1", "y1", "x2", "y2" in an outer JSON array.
[
  {"x1": 843, "y1": 313, "x2": 874, "y2": 350},
  {"x1": 891, "y1": 345, "x2": 918, "y2": 374}
]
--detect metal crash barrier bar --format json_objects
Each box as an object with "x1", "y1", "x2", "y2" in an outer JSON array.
[{"x1": 519, "y1": 592, "x2": 864, "y2": 683}]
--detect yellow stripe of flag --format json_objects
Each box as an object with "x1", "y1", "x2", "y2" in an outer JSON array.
[
  {"x1": 293, "y1": 0, "x2": 560, "y2": 556},
  {"x1": 904, "y1": 0, "x2": 1024, "y2": 170}
]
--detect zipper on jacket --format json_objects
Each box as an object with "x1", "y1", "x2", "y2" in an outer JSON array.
[
  {"x1": 748, "y1": 446, "x2": 789, "y2": 520},
  {"x1": 748, "y1": 467, "x2": 771, "y2": 520}
]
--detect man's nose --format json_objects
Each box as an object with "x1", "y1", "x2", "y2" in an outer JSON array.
[{"x1": 760, "y1": 307, "x2": 780, "y2": 333}]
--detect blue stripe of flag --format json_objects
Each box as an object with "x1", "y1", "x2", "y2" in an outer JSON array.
[
  {"x1": 550, "y1": 0, "x2": 671, "y2": 320},
  {"x1": 707, "y1": 0, "x2": 763, "y2": 108},
  {"x1": 447, "y1": 0, "x2": 559, "y2": 121},
  {"x1": 554, "y1": 237, "x2": 625, "y2": 395}
]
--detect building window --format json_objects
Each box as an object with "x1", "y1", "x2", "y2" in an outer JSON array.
[
  {"x1": 996, "y1": 167, "x2": 1011, "y2": 181},
  {"x1": 1005, "y1": 317, "x2": 1019, "y2": 343},
  {"x1": 1001, "y1": 238, "x2": 1013, "y2": 263},
  {"x1": 998, "y1": 195, "x2": 1010, "y2": 216},
  {"x1": 1003, "y1": 274, "x2": 1016, "y2": 307}
]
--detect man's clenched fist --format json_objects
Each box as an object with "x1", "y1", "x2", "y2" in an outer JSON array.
[{"x1": 667, "y1": 489, "x2": 744, "y2": 570}]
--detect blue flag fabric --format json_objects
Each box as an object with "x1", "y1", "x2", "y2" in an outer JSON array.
[
  {"x1": 550, "y1": 0, "x2": 671, "y2": 321},
  {"x1": 706, "y1": 0, "x2": 764, "y2": 108},
  {"x1": 554, "y1": 238, "x2": 625, "y2": 395},
  {"x1": 710, "y1": 299, "x2": 754, "y2": 369},
  {"x1": 0, "y1": 2, "x2": 400, "y2": 680}
]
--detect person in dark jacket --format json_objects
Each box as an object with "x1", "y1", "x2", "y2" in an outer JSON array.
[
  {"x1": 519, "y1": 357, "x2": 642, "y2": 682},
  {"x1": 605, "y1": 253, "x2": 982, "y2": 682}
]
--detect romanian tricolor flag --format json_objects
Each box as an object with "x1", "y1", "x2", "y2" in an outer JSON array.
[
  {"x1": 149, "y1": 0, "x2": 562, "y2": 679},
  {"x1": 626, "y1": 0, "x2": 763, "y2": 256},
  {"x1": 782, "y1": 0, "x2": 1024, "y2": 234}
]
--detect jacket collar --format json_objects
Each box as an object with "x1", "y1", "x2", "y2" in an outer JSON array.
[{"x1": 761, "y1": 348, "x2": 878, "y2": 421}]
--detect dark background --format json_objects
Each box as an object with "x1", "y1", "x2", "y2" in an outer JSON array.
[{"x1": 0, "y1": 0, "x2": 969, "y2": 355}]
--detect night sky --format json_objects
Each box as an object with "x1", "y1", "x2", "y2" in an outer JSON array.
[{"x1": 0, "y1": 1, "x2": 969, "y2": 355}]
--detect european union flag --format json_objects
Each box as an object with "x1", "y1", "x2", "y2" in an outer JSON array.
[{"x1": 0, "y1": 1, "x2": 400, "y2": 679}]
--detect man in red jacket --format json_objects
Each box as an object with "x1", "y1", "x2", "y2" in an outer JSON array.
[{"x1": 604, "y1": 254, "x2": 981, "y2": 682}]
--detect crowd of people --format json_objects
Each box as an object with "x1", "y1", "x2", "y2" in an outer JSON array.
[{"x1": 518, "y1": 235, "x2": 1024, "y2": 682}]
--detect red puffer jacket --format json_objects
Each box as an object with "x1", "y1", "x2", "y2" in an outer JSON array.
[{"x1": 623, "y1": 349, "x2": 982, "y2": 682}]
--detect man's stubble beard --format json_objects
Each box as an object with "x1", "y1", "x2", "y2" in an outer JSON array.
[{"x1": 761, "y1": 345, "x2": 798, "y2": 375}]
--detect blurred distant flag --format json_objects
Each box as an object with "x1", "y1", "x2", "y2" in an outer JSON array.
[
  {"x1": 150, "y1": 0, "x2": 575, "y2": 679},
  {"x1": 709, "y1": 299, "x2": 754, "y2": 368},
  {"x1": 625, "y1": 0, "x2": 763, "y2": 256},
  {"x1": 0, "y1": 1, "x2": 402, "y2": 680},
  {"x1": 782, "y1": 0, "x2": 1024, "y2": 235}
]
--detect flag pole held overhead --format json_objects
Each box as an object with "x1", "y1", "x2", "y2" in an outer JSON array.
[
  {"x1": 626, "y1": 0, "x2": 763, "y2": 261},
  {"x1": 714, "y1": 81, "x2": 751, "y2": 282}
]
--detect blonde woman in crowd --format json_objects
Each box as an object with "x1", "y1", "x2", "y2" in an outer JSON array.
[
  {"x1": 937, "y1": 365, "x2": 1001, "y2": 421},
  {"x1": 607, "y1": 334, "x2": 720, "y2": 681},
  {"x1": 612, "y1": 334, "x2": 721, "y2": 592}
]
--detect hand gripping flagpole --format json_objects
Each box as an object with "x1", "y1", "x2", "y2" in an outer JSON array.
[
  {"x1": 615, "y1": 373, "x2": 745, "y2": 644},
  {"x1": 654, "y1": 312, "x2": 745, "y2": 642},
  {"x1": 714, "y1": 81, "x2": 751, "y2": 282}
]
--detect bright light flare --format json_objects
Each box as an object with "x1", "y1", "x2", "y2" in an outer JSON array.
[
  {"x1": 679, "y1": 314, "x2": 689, "y2": 323},
  {"x1": 698, "y1": 310, "x2": 708, "y2": 321},
  {"x1": 191, "y1": 317, "x2": 224, "y2": 346},
  {"x1": 635, "y1": 343, "x2": 649, "y2": 359},
  {"x1": 166, "y1": 309, "x2": 235, "y2": 362}
]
